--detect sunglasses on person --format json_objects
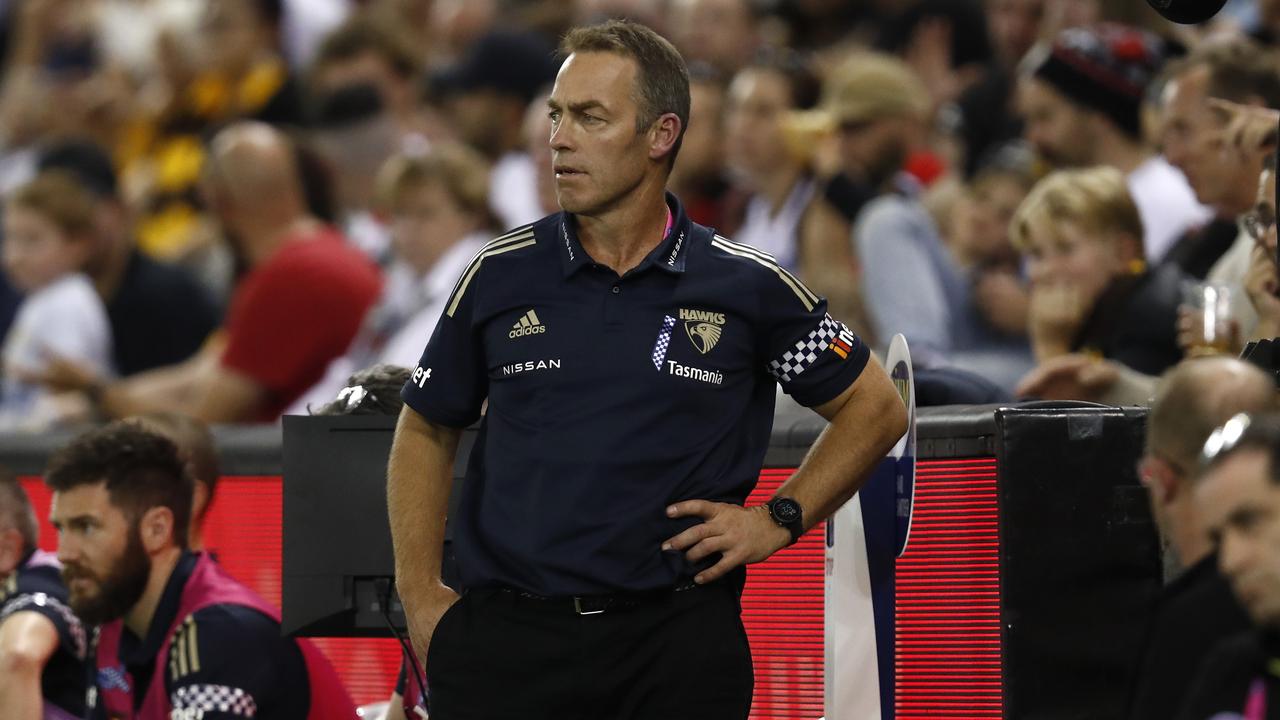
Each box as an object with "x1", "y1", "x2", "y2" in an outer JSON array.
[
  {"x1": 1243, "y1": 205, "x2": 1275, "y2": 244},
  {"x1": 1242, "y1": 204, "x2": 1280, "y2": 273}
]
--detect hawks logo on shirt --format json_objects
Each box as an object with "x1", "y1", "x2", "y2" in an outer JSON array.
[{"x1": 679, "y1": 308, "x2": 725, "y2": 354}]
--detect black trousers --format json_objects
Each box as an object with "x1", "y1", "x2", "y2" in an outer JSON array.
[{"x1": 424, "y1": 580, "x2": 755, "y2": 720}]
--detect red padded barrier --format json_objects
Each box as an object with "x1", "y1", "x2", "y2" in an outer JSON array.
[
  {"x1": 895, "y1": 458, "x2": 1004, "y2": 719},
  {"x1": 23, "y1": 460, "x2": 1001, "y2": 715},
  {"x1": 22, "y1": 472, "x2": 827, "y2": 715}
]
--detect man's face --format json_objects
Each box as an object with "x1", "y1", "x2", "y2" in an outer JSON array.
[
  {"x1": 949, "y1": 175, "x2": 1026, "y2": 266},
  {"x1": 197, "y1": 165, "x2": 249, "y2": 265},
  {"x1": 1162, "y1": 67, "x2": 1251, "y2": 215},
  {"x1": 201, "y1": 0, "x2": 265, "y2": 76},
  {"x1": 1019, "y1": 78, "x2": 1095, "y2": 168},
  {"x1": 670, "y1": 80, "x2": 725, "y2": 186},
  {"x1": 669, "y1": 0, "x2": 754, "y2": 75},
  {"x1": 314, "y1": 52, "x2": 412, "y2": 120},
  {"x1": 725, "y1": 68, "x2": 793, "y2": 183},
  {"x1": 837, "y1": 116, "x2": 908, "y2": 189},
  {"x1": 444, "y1": 89, "x2": 520, "y2": 158},
  {"x1": 988, "y1": 0, "x2": 1043, "y2": 67},
  {"x1": 391, "y1": 180, "x2": 478, "y2": 275},
  {"x1": 1198, "y1": 449, "x2": 1280, "y2": 628},
  {"x1": 50, "y1": 483, "x2": 151, "y2": 626},
  {"x1": 315, "y1": 114, "x2": 399, "y2": 211},
  {"x1": 548, "y1": 51, "x2": 656, "y2": 216}
]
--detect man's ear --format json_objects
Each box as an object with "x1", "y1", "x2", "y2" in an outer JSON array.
[
  {"x1": 1142, "y1": 456, "x2": 1181, "y2": 506},
  {"x1": 649, "y1": 112, "x2": 682, "y2": 162},
  {"x1": 191, "y1": 482, "x2": 210, "y2": 525},
  {"x1": 138, "y1": 506, "x2": 176, "y2": 554}
]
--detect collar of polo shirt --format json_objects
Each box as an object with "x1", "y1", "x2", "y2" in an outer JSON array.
[{"x1": 558, "y1": 192, "x2": 691, "y2": 277}]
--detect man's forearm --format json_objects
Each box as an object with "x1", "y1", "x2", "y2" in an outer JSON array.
[
  {"x1": 387, "y1": 407, "x2": 462, "y2": 592},
  {"x1": 0, "y1": 612, "x2": 58, "y2": 720},
  {"x1": 99, "y1": 380, "x2": 189, "y2": 418},
  {"x1": 97, "y1": 354, "x2": 211, "y2": 419},
  {"x1": 0, "y1": 669, "x2": 42, "y2": 720},
  {"x1": 775, "y1": 359, "x2": 908, "y2": 532}
]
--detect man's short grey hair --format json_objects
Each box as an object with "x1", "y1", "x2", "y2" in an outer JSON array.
[{"x1": 560, "y1": 19, "x2": 691, "y2": 167}]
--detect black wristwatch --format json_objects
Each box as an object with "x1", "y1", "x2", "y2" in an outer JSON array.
[{"x1": 765, "y1": 496, "x2": 805, "y2": 546}]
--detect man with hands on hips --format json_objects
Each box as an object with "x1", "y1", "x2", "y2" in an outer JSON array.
[{"x1": 387, "y1": 19, "x2": 907, "y2": 720}]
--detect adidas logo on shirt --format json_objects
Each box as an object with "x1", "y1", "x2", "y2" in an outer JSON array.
[{"x1": 509, "y1": 309, "x2": 547, "y2": 338}]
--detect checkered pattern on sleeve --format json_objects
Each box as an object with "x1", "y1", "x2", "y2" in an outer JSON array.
[
  {"x1": 768, "y1": 314, "x2": 843, "y2": 382},
  {"x1": 171, "y1": 684, "x2": 258, "y2": 717},
  {"x1": 1, "y1": 592, "x2": 87, "y2": 659}
]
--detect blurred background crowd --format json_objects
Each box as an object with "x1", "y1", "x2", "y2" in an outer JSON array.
[
  {"x1": 0, "y1": 0, "x2": 1277, "y2": 429},
  {"x1": 4, "y1": 3, "x2": 1280, "y2": 717}
]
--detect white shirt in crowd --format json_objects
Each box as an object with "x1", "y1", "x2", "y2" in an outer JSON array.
[
  {"x1": 490, "y1": 152, "x2": 547, "y2": 230},
  {"x1": 733, "y1": 177, "x2": 815, "y2": 272},
  {"x1": 0, "y1": 273, "x2": 114, "y2": 430},
  {"x1": 345, "y1": 210, "x2": 393, "y2": 264},
  {"x1": 1128, "y1": 156, "x2": 1214, "y2": 263},
  {"x1": 1205, "y1": 220, "x2": 1260, "y2": 339},
  {"x1": 282, "y1": 0, "x2": 352, "y2": 70},
  {"x1": 95, "y1": 0, "x2": 204, "y2": 79},
  {"x1": 285, "y1": 233, "x2": 488, "y2": 415}
]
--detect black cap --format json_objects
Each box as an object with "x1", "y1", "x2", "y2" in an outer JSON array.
[
  {"x1": 311, "y1": 82, "x2": 386, "y2": 129},
  {"x1": 1029, "y1": 24, "x2": 1168, "y2": 139},
  {"x1": 431, "y1": 31, "x2": 558, "y2": 104},
  {"x1": 37, "y1": 140, "x2": 118, "y2": 200},
  {"x1": 1145, "y1": 0, "x2": 1229, "y2": 24},
  {"x1": 42, "y1": 36, "x2": 99, "y2": 77}
]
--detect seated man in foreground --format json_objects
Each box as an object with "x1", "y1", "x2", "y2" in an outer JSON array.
[
  {"x1": 47, "y1": 421, "x2": 357, "y2": 719},
  {"x1": 0, "y1": 475, "x2": 86, "y2": 718}
]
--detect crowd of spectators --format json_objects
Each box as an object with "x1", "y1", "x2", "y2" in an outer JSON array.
[
  {"x1": 0, "y1": 0, "x2": 1275, "y2": 425},
  {"x1": 2, "y1": 2, "x2": 1280, "y2": 717}
]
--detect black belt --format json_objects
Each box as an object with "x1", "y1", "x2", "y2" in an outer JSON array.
[{"x1": 496, "y1": 579, "x2": 703, "y2": 616}]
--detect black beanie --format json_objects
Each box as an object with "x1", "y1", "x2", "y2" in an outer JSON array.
[{"x1": 1030, "y1": 23, "x2": 1167, "y2": 139}]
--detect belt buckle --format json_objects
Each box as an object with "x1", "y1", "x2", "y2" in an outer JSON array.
[{"x1": 573, "y1": 597, "x2": 606, "y2": 616}]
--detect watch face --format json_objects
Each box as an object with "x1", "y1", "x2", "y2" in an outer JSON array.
[{"x1": 772, "y1": 498, "x2": 801, "y2": 524}]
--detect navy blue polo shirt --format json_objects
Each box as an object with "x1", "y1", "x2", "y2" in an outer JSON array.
[{"x1": 402, "y1": 193, "x2": 869, "y2": 596}]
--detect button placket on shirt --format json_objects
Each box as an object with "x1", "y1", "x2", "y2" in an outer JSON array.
[{"x1": 604, "y1": 277, "x2": 624, "y2": 326}]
